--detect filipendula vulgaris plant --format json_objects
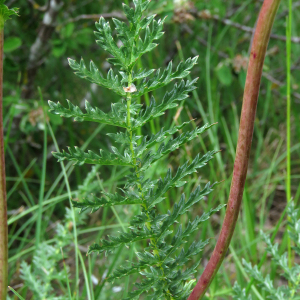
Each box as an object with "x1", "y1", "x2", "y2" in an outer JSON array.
[
  {"x1": 233, "y1": 202, "x2": 300, "y2": 300},
  {"x1": 48, "y1": 1, "x2": 224, "y2": 299}
]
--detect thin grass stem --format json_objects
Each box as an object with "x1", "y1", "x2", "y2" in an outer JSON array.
[
  {"x1": 35, "y1": 87, "x2": 47, "y2": 248},
  {"x1": 48, "y1": 122, "x2": 80, "y2": 299},
  {"x1": 8, "y1": 286, "x2": 25, "y2": 300},
  {"x1": 286, "y1": 0, "x2": 293, "y2": 270}
]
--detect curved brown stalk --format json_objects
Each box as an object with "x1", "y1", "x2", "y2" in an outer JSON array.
[
  {"x1": 188, "y1": 1, "x2": 282, "y2": 299},
  {"x1": 0, "y1": 5, "x2": 18, "y2": 298}
]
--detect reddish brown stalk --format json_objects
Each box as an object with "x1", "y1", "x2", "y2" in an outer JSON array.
[
  {"x1": 188, "y1": 1, "x2": 282, "y2": 299},
  {"x1": 0, "y1": 27, "x2": 8, "y2": 299}
]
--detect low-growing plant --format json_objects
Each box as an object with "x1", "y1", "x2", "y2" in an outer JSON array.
[
  {"x1": 233, "y1": 202, "x2": 300, "y2": 300},
  {"x1": 49, "y1": 0, "x2": 224, "y2": 299},
  {"x1": 13, "y1": 206, "x2": 88, "y2": 300},
  {"x1": 19, "y1": 208, "x2": 75, "y2": 300}
]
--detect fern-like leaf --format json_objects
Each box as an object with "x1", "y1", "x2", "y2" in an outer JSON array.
[
  {"x1": 49, "y1": 1, "x2": 225, "y2": 298},
  {"x1": 107, "y1": 251, "x2": 159, "y2": 282},
  {"x1": 134, "y1": 121, "x2": 192, "y2": 157},
  {"x1": 49, "y1": 99, "x2": 128, "y2": 127},
  {"x1": 72, "y1": 191, "x2": 142, "y2": 213},
  {"x1": 89, "y1": 227, "x2": 154, "y2": 254},
  {"x1": 139, "y1": 124, "x2": 215, "y2": 172},
  {"x1": 68, "y1": 58, "x2": 126, "y2": 96},
  {"x1": 132, "y1": 78, "x2": 198, "y2": 129},
  {"x1": 145, "y1": 154, "x2": 217, "y2": 208},
  {"x1": 52, "y1": 146, "x2": 132, "y2": 166},
  {"x1": 134, "y1": 57, "x2": 198, "y2": 97}
]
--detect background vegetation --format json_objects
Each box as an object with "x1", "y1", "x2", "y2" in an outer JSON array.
[{"x1": 5, "y1": 0, "x2": 300, "y2": 299}]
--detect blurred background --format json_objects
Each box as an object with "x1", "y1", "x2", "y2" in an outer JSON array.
[{"x1": 5, "y1": 0, "x2": 300, "y2": 299}]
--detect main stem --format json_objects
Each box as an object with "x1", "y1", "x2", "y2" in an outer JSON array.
[
  {"x1": 188, "y1": 1, "x2": 281, "y2": 299},
  {"x1": 0, "y1": 26, "x2": 8, "y2": 299},
  {"x1": 125, "y1": 74, "x2": 174, "y2": 300}
]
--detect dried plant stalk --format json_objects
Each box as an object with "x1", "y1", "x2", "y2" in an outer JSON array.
[{"x1": 188, "y1": 1, "x2": 282, "y2": 299}]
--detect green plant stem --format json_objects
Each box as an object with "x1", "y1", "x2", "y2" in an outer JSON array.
[
  {"x1": 48, "y1": 122, "x2": 80, "y2": 299},
  {"x1": 0, "y1": 27, "x2": 8, "y2": 300},
  {"x1": 286, "y1": 0, "x2": 292, "y2": 270},
  {"x1": 78, "y1": 250, "x2": 92, "y2": 300},
  {"x1": 96, "y1": 245, "x2": 124, "y2": 296},
  {"x1": 8, "y1": 286, "x2": 25, "y2": 300},
  {"x1": 188, "y1": 1, "x2": 282, "y2": 299},
  {"x1": 126, "y1": 73, "x2": 174, "y2": 300},
  {"x1": 35, "y1": 88, "x2": 47, "y2": 248},
  {"x1": 61, "y1": 248, "x2": 72, "y2": 300}
]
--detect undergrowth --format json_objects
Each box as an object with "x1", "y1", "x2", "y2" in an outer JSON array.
[
  {"x1": 233, "y1": 202, "x2": 300, "y2": 300},
  {"x1": 19, "y1": 208, "x2": 74, "y2": 300},
  {"x1": 49, "y1": 0, "x2": 224, "y2": 299},
  {"x1": 15, "y1": 207, "x2": 87, "y2": 300}
]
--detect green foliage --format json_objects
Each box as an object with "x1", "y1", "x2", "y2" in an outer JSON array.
[
  {"x1": 52, "y1": 146, "x2": 132, "y2": 166},
  {"x1": 0, "y1": 0, "x2": 18, "y2": 28},
  {"x1": 232, "y1": 282, "x2": 252, "y2": 300},
  {"x1": 20, "y1": 209, "x2": 74, "y2": 300},
  {"x1": 49, "y1": 0, "x2": 223, "y2": 298},
  {"x1": 77, "y1": 165, "x2": 101, "y2": 198},
  {"x1": 48, "y1": 99, "x2": 128, "y2": 127},
  {"x1": 233, "y1": 202, "x2": 300, "y2": 300},
  {"x1": 3, "y1": 36, "x2": 22, "y2": 52},
  {"x1": 68, "y1": 58, "x2": 126, "y2": 96}
]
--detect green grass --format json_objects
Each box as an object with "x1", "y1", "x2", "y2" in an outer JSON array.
[{"x1": 286, "y1": 0, "x2": 293, "y2": 272}]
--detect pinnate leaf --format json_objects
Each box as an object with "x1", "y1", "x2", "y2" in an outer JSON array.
[
  {"x1": 72, "y1": 191, "x2": 142, "y2": 213},
  {"x1": 133, "y1": 57, "x2": 198, "y2": 97},
  {"x1": 139, "y1": 124, "x2": 215, "y2": 172},
  {"x1": 48, "y1": 99, "x2": 128, "y2": 128},
  {"x1": 88, "y1": 227, "x2": 154, "y2": 254},
  {"x1": 132, "y1": 79, "x2": 198, "y2": 129},
  {"x1": 68, "y1": 58, "x2": 126, "y2": 96},
  {"x1": 52, "y1": 146, "x2": 132, "y2": 166}
]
